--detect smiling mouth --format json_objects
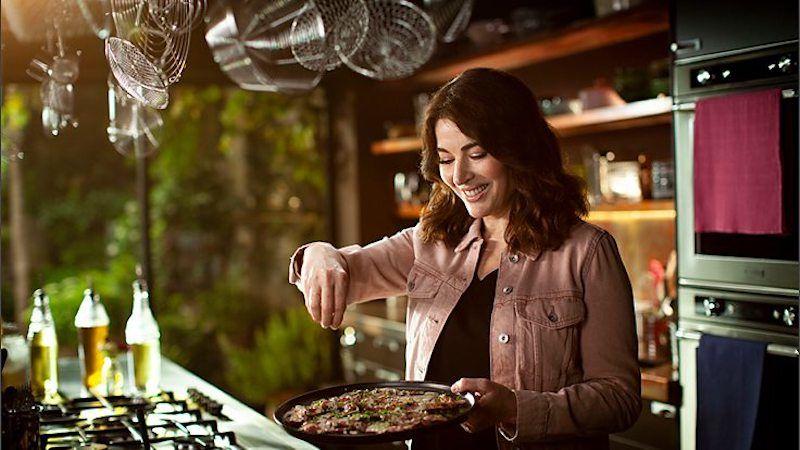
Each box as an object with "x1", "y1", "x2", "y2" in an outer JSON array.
[{"x1": 462, "y1": 184, "x2": 488, "y2": 200}]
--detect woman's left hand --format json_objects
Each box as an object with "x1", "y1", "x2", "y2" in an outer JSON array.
[{"x1": 451, "y1": 378, "x2": 517, "y2": 433}]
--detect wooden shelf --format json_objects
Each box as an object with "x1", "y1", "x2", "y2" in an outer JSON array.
[
  {"x1": 411, "y1": 4, "x2": 668, "y2": 85},
  {"x1": 549, "y1": 96, "x2": 672, "y2": 137},
  {"x1": 397, "y1": 200, "x2": 674, "y2": 221},
  {"x1": 587, "y1": 199, "x2": 675, "y2": 221},
  {"x1": 590, "y1": 199, "x2": 674, "y2": 212},
  {"x1": 371, "y1": 97, "x2": 673, "y2": 155},
  {"x1": 371, "y1": 136, "x2": 424, "y2": 155},
  {"x1": 372, "y1": 138, "x2": 420, "y2": 155}
]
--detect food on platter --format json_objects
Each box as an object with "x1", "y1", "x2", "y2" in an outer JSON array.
[{"x1": 283, "y1": 387, "x2": 470, "y2": 435}]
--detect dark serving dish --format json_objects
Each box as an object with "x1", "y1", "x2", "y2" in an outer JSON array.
[{"x1": 273, "y1": 381, "x2": 475, "y2": 445}]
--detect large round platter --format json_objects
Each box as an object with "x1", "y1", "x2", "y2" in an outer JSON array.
[{"x1": 273, "y1": 381, "x2": 475, "y2": 445}]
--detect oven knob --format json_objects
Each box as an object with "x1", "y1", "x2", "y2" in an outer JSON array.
[
  {"x1": 782, "y1": 307, "x2": 796, "y2": 327},
  {"x1": 703, "y1": 297, "x2": 724, "y2": 317},
  {"x1": 778, "y1": 55, "x2": 794, "y2": 73},
  {"x1": 696, "y1": 69, "x2": 713, "y2": 85}
]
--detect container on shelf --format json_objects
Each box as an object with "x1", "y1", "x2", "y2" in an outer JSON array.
[
  {"x1": 603, "y1": 160, "x2": 643, "y2": 203},
  {"x1": 651, "y1": 160, "x2": 674, "y2": 199}
]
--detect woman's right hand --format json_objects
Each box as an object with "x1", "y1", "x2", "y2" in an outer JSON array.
[{"x1": 299, "y1": 243, "x2": 349, "y2": 329}]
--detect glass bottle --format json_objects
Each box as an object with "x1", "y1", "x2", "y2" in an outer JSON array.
[
  {"x1": 74, "y1": 287, "x2": 110, "y2": 393},
  {"x1": 27, "y1": 289, "x2": 59, "y2": 402},
  {"x1": 125, "y1": 280, "x2": 161, "y2": 395},
  {"x1": 102, "y1": 340, "x2": 125, "y2": 396}
]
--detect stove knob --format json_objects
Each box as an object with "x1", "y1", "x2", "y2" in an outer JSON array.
[
  {"x1": 782, "y1": 306, "x2": 796, "y2": 327},
  {"x1": 703, "y1": 297, "x2": 724, "y2": 317},
  {"x1": 696, "y1": 69, "x2": 713, "y2": 85},
  {"x1": 778, "y1": 55, "x2": 794, "y2": 73}
]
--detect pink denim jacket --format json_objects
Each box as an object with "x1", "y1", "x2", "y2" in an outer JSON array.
[{"x1": 289, "y1": 219, "x2": 641, "y2": 449}]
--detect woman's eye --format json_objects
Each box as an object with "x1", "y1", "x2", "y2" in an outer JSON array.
[
  {"x1": 438, "y1": 158, "x2": 455, "y2": 165},
  {"x1": 469, "y1": 152, "x2": 487, "y2": 160}
]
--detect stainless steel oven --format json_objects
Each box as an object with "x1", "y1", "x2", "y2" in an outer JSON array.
[
  {"x1": 673, "y1": 41, "x2": 799, "y2": 292},
  {"x1": 673, "y1": 39, "x2": 800, "y2": 450},
  {"x1": 676, "y1": 285, "x2": 798, "y2": 449}
]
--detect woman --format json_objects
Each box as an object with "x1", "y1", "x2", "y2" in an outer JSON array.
[{"x1": 289, "y1": 68, "x2": 641, "y2": 449}]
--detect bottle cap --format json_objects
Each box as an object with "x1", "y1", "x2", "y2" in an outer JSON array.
[
  {"x1": 75, "y1": 287, "x2": 110, "y2": 327},
  {"x1": 33, "y1": 289, "x2": 48, "y2": 306}
]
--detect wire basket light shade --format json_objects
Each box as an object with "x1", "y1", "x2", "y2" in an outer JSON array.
[
  {"x1": 105, "y1": 36, "x2": 169, "y2": 109},
  {"x1": 339, "y1": 0, "x2": 436, "y2": 80}
]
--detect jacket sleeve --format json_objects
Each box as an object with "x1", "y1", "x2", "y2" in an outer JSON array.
[
  {"x1": 500, "y1": 231, "x2": 642, "y2": 443},
  {"x1": 288, "y1": 226, "x2": 417, "y2": 304}
]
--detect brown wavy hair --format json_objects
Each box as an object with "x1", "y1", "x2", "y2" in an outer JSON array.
[{"x1": 419, "y1": 68, "x2": 588, "y2": 254}]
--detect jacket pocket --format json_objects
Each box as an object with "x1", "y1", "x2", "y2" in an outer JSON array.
[
  {"x1": 515, "y1": 294, "x2": 585, "y2": 328},
  {"x1": 406, "y1": 264, "x2": 445, "y2": 299},
  {"x1": 514, "y1": 295, "x2": 585, "y2": 391},
  {"x1": 405, "y1": 264, "x2": 445, "y2": 350}
]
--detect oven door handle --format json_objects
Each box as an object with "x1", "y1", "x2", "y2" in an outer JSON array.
[
  {"x1": 673, "y1": 88, "x2": 798, "y2": 112},
  {"x1": 675, "y1": 328, "x2": 799, "y2": 358}
]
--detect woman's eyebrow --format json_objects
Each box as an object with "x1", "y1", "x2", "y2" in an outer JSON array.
[
  {"x1": 437, "y1": 142, "x2": 479, "y2": 153},
  {"x1": 460, "y1": 142, "x2": 479, "y2": 152}
]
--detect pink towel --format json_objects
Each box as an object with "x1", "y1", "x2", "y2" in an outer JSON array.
[{"x1": 694, "y1": 89, "x2": 785, "y2": 234}]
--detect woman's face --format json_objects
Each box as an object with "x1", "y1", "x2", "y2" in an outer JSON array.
[{"x1": 435, "y1": 119, "x2": 511, "y2": 220}]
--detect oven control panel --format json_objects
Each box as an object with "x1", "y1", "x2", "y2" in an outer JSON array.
[
  {"x1": 690, "y1": 52, "x2": 797, "y2": 88},
  {"x1": 694, "y1": 295, "x2": 799, "y2": 329},
  {"x1": 674, "y1": 43, "x2": 799, "y2": 98}
]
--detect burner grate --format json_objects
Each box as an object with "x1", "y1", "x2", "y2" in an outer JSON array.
[{"x1": 40, "y1": 391, "x2": 242, "y2": 450}]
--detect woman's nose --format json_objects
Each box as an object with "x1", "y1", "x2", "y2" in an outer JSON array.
[{"x1": 452, "y1": 159, "x2": 472, "y2": 186}]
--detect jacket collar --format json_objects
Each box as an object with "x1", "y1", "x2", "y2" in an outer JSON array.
[
  {"x1": 453, "y1": 218, "x2": 541, "y2": 261},
  {"x1": 454, "y1": 219, "x2": 483, "y2": 253}
]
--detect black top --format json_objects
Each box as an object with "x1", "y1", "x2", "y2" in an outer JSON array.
[{"x1": 412, "y1": 269, "x2": 499, "y2": 450}]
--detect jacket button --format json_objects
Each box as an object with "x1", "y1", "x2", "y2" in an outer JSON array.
[
  {"x1": 408, "y1": 281, "x2": 415, "y2": 291},
  {"x1": 509, "y1": 254, "x2": 520, "y2": 263},
  {"x1": 498, "y1": 333, "x2": 510, "y2": 344},
  {"x1": 502, "y1": 286, "x2": 513, "y2": 294},
  {"x1": 548, "y1": 313, "x2": 559, "y2": 322}
]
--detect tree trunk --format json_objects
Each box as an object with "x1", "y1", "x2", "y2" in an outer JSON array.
[
  {"x1": 8, "y1": 149, "x2": 31, "y2": 327},
  {"x1": 225, "y1": 130, "x2": 259, "y2": 297}
]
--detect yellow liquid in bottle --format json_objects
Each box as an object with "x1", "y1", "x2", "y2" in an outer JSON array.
[
  {"x1": 29, "y1": 330, "x2": 58, "y2": 400},
  {"x1": 77, "y1": 325, "x2": 109, "y2": 390},
  {"x1": 130, "y1": 341, "x2": 161, "y2": 394}
]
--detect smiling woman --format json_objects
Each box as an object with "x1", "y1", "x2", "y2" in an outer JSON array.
[
  {"x1": 419, "y1": 68, "x2": 588, "y2": 255},
  {"x1": 434, "y1": 119, "x2": 510, "y2": 220},
  {"x1": 290, "y1": 68, "x2": 641, "y2": 450}
]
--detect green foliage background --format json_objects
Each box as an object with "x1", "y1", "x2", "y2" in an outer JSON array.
[{"x1": 2, "y1": 84, "x2": 333, "y2": 406}]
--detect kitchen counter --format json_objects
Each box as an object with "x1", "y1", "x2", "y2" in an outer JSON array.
[{"x1": 57, "y1": 357, "x2": 318, "y2": 449}]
